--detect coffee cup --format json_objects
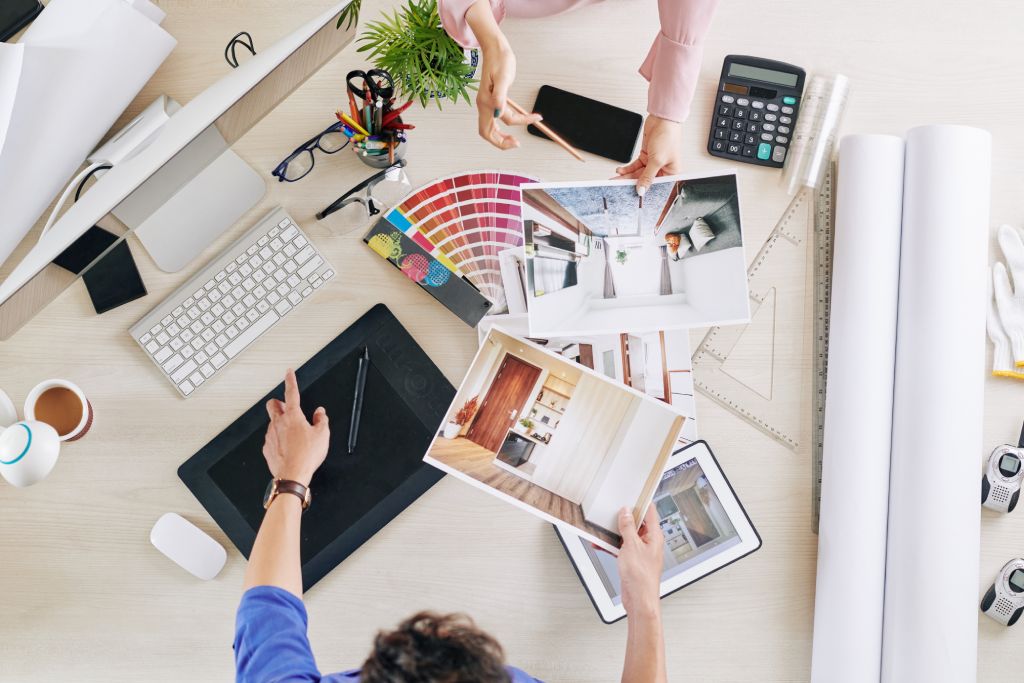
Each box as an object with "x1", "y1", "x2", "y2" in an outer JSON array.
[{"x1": 24, "y1": 379, "x2": 94, "y2": 442}]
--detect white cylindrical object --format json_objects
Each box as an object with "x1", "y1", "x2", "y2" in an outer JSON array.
[
  {"x1": 881, "y1": 125, "x2": 991, "y2": 683},
  {"x1": 810, "y1": 134, "x2": 905, "y2": 683},
  {"x1": 0, "y1": 420, "x2": 61, "y2": 487}
]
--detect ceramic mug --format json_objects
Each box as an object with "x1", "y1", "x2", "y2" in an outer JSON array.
[
  {"x1": 24, "y1": 379, "x2": 94, "y2": 442},
  {"x1": 0, "y1": 420, "x2": 61, "y2": 487}
]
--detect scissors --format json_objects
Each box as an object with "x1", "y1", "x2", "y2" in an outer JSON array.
[{"x1": 346, "y1": 69, "x2": 395, "y2": 103}]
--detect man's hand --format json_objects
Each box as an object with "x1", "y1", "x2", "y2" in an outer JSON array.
[
  {"x1": 262, "y1": 369, "x2": 330, "y2": 487},
  {"x1": 616, "y1": 115, "x2": 684, "y2": 196},
  {"x1": 467, "y1": 0, "x2": 541, "y2": 150},
  {"x1": 616, "y1": 505, "x2": 665, "y2": 618}
]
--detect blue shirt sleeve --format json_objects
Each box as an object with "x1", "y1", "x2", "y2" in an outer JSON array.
[{"x1": 234, "y1": 585, "x2": 323, "y2": 683}]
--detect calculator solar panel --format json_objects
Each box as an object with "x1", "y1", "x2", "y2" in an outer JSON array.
[{"x1": 707, "y1": 55, "x2": 805, "y2": 168}]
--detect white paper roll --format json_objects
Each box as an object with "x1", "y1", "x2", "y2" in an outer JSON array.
[
  {"x1": 882, "y1": 125, "x2": 990, "y2": 683},
  {"x1": 811, "y1": 134, "x2": 905, "y2": 683}
]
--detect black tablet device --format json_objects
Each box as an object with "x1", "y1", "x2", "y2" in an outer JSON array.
[
  {"x1": 528, "y1": 85, "x2": 642, "y2": 164},
  {"x1": 178, "y1": 304, "x2": 454, "y2": 591}
]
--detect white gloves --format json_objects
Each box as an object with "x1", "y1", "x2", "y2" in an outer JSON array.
[{"x1": 990, "y1": 224, "x2": 1024, "y2": 378}]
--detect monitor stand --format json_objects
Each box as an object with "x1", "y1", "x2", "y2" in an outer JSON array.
[{"x1": 111, "y1": 122, "x2": 266, "y2": 273}]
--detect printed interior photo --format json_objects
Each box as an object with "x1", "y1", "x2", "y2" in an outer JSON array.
[
  {"x1": 478, "y1": 314, "x2": 697, "y2": 446},
  {"x1": 581, "y1": 454, "x2": 742, "y2": 605},
  {"x1": 521, "y1": 173, "x2": 750, "y2": 336},
  {"x1": 425, "y1": 327, "x2": 685, "y2": 551}
]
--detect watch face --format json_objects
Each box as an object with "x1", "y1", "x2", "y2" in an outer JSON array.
[{"x1": 263, "y1": 479, "x2": 276, "y2": 509}]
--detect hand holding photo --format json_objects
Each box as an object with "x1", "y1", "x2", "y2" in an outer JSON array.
[
  {"x1": 424, "y1": 327, "x2": 684, "y2": 552},
  {"x1": 522, "y1": 173, "x2": 750, "y2": 336}
]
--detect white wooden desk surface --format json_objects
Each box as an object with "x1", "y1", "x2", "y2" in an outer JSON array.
[{"x1": 2, "y1": 1, "x2": 1023, "y2": 680}]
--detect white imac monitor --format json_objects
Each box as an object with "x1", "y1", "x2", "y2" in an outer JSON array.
[{"x1": 0, "y1": 1, "x2": 356, "y2": 340}]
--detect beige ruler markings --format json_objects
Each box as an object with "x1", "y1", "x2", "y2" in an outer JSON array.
[{"x1": 811, "y1": 165, "x2": 835, "y2": 533}]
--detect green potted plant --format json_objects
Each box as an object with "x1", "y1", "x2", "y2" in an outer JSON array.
[
  {"x1": 443, "y1": 396, "x2": 478, "y2": 439},
  {"x1": 519, "y1": 417, "x2": 535, "y2": 431},
  {"x1": 352, "y1": 0, "x2": 478, "y2": 109},
  {"x1": 615, "y1": 249, "x2": 629, "y2": 265}
]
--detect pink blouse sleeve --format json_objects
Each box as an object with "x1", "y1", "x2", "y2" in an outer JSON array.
[
  {"x1": 439, "y1": 1, "x2": 602, "y2": 48},
  {"x1": 639, "y1": 0, "x2": 719, "y2": 122}
]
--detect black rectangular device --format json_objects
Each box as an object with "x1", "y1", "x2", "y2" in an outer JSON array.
[
  {"x1": 178, "y1": 304, "x2": 454, "y2": 591},
  {"x1": 528, "y1": 85, "x2": 643, "y2": 164},
  {"x1": 1, "y1": 0, "x2": 42, "y2": 41},
  {"x1": 707, "y1": 55, "x2": 805, "y2": 168}
]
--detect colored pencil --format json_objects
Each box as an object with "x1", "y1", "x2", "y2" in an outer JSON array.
[
  {"x1": 348, "y1": 90, "x2": 358, "y2": 120},
  {"x1": 339, "y1": 112, "x2": 370, "y2": 137},
  {"x1": 506, "y1": 98, "x2": 584, "y2": 162}
]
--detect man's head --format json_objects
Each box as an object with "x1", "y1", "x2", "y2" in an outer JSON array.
[{"x1": 361, "y1": 612, "x2": 511, "y2": 683}]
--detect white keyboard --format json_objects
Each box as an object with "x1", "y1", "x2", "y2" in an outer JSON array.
[{"x1": 130, "y1": 207, "x2": 334, "y2": 397}]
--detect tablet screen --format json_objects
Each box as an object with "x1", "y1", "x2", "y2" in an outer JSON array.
[
  {"x1": 206, "y1": 348, "x2": 433, "y2": 562},
  {"x1": 580, "y1": 456, "x2": 743, "y2": 606}
]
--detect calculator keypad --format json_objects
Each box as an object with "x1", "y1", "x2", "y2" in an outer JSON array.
[{"x1": 708, "y1": 92, "x2": 798, "y2": 167}]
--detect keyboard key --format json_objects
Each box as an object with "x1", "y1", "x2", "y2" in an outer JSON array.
[
  {"x1": 253, "y1": 285, "x2": 267, "y2": 299},
  {"x1": 163, "y1": 354, "x2": 185, "y2": 373},
  {"x1": 284, "y1": 244, "x2": 297, "y2": 258},
  {"x1": 204, "y1": 279, "x2": 216, "y2": 291},
  {"x1": 170, "y1": 339, "x2": 184, "y2": 352},
  {"x1": 211, "y1": 304, "x2": 225, "y2": 317},
  {"x1": 257, "y1": 300, "x2": 270, "y2": 314},
  {"x1": 172, "y1": 359, "x2": 198, "y2": 384},
  {"x1": 189, "y1": 372, "x2": 205, "y2": 387},
  {"x1": 154, "y1": 347, "x2": 172, "y2": 363},
  {"x1": 225, "y1": 311, "x2": 280, "y2": 358},
  {"x1": 736, "y1": 98, "x2": 749, "y2": 106},
  {"x1": 749, "y1": 111, "x2": 761, "y2": 122},
  {"x1": 780, "y1": 116, "x2": 792, "y2": 124},
  {"x1": 269, "y1": 227, "x2": 281, "y2": 238},
  {"x1": 246, "y1": 310, "x2": 260, "y2": 323},
  {"x1": 301, "y1": 287, "x2": 312, "y2": 297},
  {"x1": 274, "y1": 271, "x2": 287, "y2": 284},
  {"x1": 259, "y1": 247, "x2": 272, "y2": 260},
  {"x1": 761, "y1": 133, "x2": 774, "y2": 141},
  {"x1": 242, "y1": 294, "x2": 257, "y2": 308},
  {"x1": 246, "y1": 244, "x2": 259, "y2": 256},
  {"x1": 311, "y1": 277, "x2": 323, "y2": 288},
  {"x1": 270, "y1": 238, "x2": 284, "y2": 251},
  {"x1": 733, "y1": 108, "x2": 747, "y2": 119},
  {"x1": 323, "y1": 270, "x2": 334, "y2": 279},
  {"x1": 156, "y1": 332, "x2": 170, "y2": 345},
  {"x1": 275, "y1": 300, "x2": 293, "y2": 316},
  {"x1": 149, "y1": 324, "x2": 162, "y2": 336},
  {"x1": 188, "y1": 309, "x2": 201, "y2": 321},
  {"x1": 781, "y1": 106, "x2": 794, "y2": 115},
  {"x1": 179, "y1": 381, "x2": 195, "y2": 396},
  {"x1": 242, "y1": 277, "x2": 256, "y2": 291},
  {"x1": 204, "y1": 342, "x2": 218, "y2": 356},
  {"x1": 720, "y1": 94, "x2": 735, "y2": 103},
  {"x1": 732, "y1": 120, "x2": 745, "y2": 131},
  {"x1": 181, "y1": 330, "x2": 195, "y2": 343},
  {"x1": 140, "y1": 333, "x2": 153, "y2": 344},
  {"x1": 198, "y1": 298, "x2": 212, "y2": 311},
  {"x1": 716, "y1": 116, "x2": 728, "y2": 128},
  {"x1": 200, "y1": 364, "x2": 215, "y2": 379},
  {"x1": 236, "y1": 317, "x2": 250, "y2": 331},
  {"x1": 201, "y1": 312, "x2": 215, "y2": 325},
  {"x1": 766, "y1": 103, "x2": 779, "y2": 111},
  {"x1": 762, "y1": 123, "x2": 775, "y2": 132},
  {"x1": 293, "y1": 236, "x2": 308, "y2": 249},
  {"x1": 196, "y1": 351, "x2": 209, "y2": 365},
  {"x1": 272, "y1": 253, "x2": 286, "y2": 267},
  {"x1": 281, "y1": 225, "x2": 298, "y2": 241},
  {"x1": 182, "y1": 346, "x2": 195, "y2": 359},
  {"x1": 183, "y1": 297, "x2": 195, "y2": 308},
  {"x1": 714, "y1": 129, "x2": 726, "y2": 140},
  {"x1": 742, "y1": 146, "x2": 755, "y2": 157},
  {"x1": 190, "y1": 320, "x2": 204, "y2": 334},
  {"x1": 268, "y1": 292, "x2": 281, "y2": 305},
  {"x1": 161, "y1": 315, "x2": 173, "y2": 326},
  {"x1": 718, "y1": 104, "x2": 731, "y2": 116},
  {"x1": 295, "y1": 246, "x2": 316, "y2": 265},
  {"x1": 235, "y1": 254, "x2": 248, "y2": 264},
  {"x1": 226, "y1": 325, "x2": 239, "y2": 339},
  {"x1": 208, "y1": 290, "x2": 222, "y2": 303},
  {"x1": 212, "y1": 321, "x2": 226, "y2": 334},
  {"x1": 284, "y1": 261, "x2": 298, "y2": 274},
  {"x1": 729, "y1": 131, "x2": 742, "y2": 143},
  {"x1": 258, "y1": 237, "x2": 270, "y2": 248},
  {"x1": 226, "y1": 262, "x2": 237, "y2": 273},
  {"x1": 278, "y1": 218, "x2": 291, "y2": 229},
  {"x1": 757, "y1": 142, "x2": 772, "y2": 160},
  {"x1": 746, "y1": 122, "x2": 759, "y2": 133},
  {"x1": 215, "y1": 334, "x2": 229, "y2": 348},
  {"x1": 223, "y1": 295, "x2": 236, "y2": 308},
  {"x1": 772, "y1": 146, "x2": 787, "y2": 163},
  {"x1": 298, "y1": 256, "x2": 323, "y2": 279},
  {"x1": 776, "y1": 135, "x2": 789, "y2": 144},
  {"x1": 287, "y1": 275, "x2": 300, "y2": 288},
  {"x1": 202, "y1": 330, "x2": 215, "y2": 343},
  {"x1": 218, "y1": 281, "x2": 231, "y2": 295},
  {"x1": 224, "y1": 312, "x2": 236, "y2": 325},
  {"x1": 145, "y1": 341, "x2": 160, "y2": 353},
  {"x1": 745, "y1": 134, "x2": 757, "y2": 145},
  {"x1": 240, "y1": 264, "x2": 253, "y2": 277},
  {"x1": 253, "y1": 270, "x2": 267, "y2": 283},
  {"x1": 778, "y1": 126, "x2": 790, "y2": 134},
  {"x1": 167, "y1": 323, "x2": 181, "y2": 337},
  {"x1": 172, "y1": 306, "x2": 183, "y2": 317},
  {"x1": 764, "y1": 113, "x2": 777, "y2": 122},
  {"x1": 262, "y1": 263, "x2": 275, "y2": 275},
  {"x1": 727, "y1": 143, "x2": 741, "y2": 154},
  {"x1": 287, "y1": 291, "x2": 302, "y2": 306},
  {"x1": 751, "y1": 100, "x2": 765, "y2": 109},
  {"x1": 215, "y1": 272, "x2": 227, "y2": 282},
  {"x1": 191, "y1": 339, "x2": 205, "y2": 352}
]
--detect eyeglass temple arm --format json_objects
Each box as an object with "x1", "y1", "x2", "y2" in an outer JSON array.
[{"x1": 315, "y1": 159, "x2": 407, "y2": 220}]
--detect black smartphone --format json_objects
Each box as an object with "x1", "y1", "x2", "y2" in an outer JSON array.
[
  {"x1": 52, "y1": 227, "x2": 148, "y2": 314},
  {"x1": 527, "y1": 85, "x2": 643, "y2": 164},
  {"x1": 1, "y1": 0, "x2": 43, "y2": 41}
]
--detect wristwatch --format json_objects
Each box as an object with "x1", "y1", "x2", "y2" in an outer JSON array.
[{"x1": 263, "y1": 478, "x2": 312, "y2": 511}]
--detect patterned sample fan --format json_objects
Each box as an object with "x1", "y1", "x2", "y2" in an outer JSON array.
[{"x1": 380, "y1": 170, "x2": 538, "y2": 312}]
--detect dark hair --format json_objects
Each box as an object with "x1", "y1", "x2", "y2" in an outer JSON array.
[{"x1": 360, "y1": 611, "x2": 511, "y2": 683}]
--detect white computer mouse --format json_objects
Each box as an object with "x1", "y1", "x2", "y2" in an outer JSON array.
[{"x1": 150, "y1": 512, "x2": 227, "y2": 580}]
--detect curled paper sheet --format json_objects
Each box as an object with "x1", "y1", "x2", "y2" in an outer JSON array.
[
  {"x1": 0, "y1": 0, "x2": 176, "y2": 269},
  {"x1": 811, "y1": 125, "x2": 990, "y2": 683},
  {"x1": 782, "y1": 74, "x2": 849, "y2": 195}
]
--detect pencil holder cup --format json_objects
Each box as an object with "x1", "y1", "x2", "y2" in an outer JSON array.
[{"x1": 356, "y1": 140, "x2": 407, "y2": 169}]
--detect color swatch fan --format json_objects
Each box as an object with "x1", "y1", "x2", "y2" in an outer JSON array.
[{"x1": 381, "y1": 171, "x2": 538, "y2": 312}]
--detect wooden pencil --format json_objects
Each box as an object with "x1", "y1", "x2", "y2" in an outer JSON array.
[{"x1": 506, "y1": 98, "x2": 584, "y2": 162}]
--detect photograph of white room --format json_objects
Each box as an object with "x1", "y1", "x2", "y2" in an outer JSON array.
[
  {"x1": 478, "y1": 313, "x2": 698, "y2": 445},
  {"x1": 521, "y1": 173, "x2": 749, "y2": 337},
  {"x1": 425, "y1": 327, "x2": 685, "y2": 551}
]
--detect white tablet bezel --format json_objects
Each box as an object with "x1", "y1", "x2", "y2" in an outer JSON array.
[{"x1": 555, "y1": 440, "x2": 761, "y2": 623}]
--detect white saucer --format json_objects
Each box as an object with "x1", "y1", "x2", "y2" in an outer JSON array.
[{"x1": 0, "y1": 389, "x2": 17, "y2": 427}]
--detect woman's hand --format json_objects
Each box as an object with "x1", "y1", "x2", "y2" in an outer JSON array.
[
  {"x1": 616, "y1": 505, "x2": 665, "y2": 618},
  {"x1": 466, "y1": 0, "x2": 541, "y2": 150},
  {"x1": 616, "y1": 115, "x2": 684, "y2": 196},
  {"x1": 262, "y1": 369, "x2": 330, "y2": 487}
]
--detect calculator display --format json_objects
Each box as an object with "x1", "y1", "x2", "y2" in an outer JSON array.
[
  {"x1": 728, "y1": 63, "x2": 799, "y2": 87},
  {"x1": 723, "y1": 83, "x2": 749, "y2": 95}
]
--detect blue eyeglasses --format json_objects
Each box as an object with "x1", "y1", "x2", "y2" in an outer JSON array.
[{"x1": 272, "y1": 121, "x2": 350, "y2": 182}]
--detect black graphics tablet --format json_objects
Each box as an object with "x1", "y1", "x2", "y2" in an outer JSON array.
[{"x1": 178, "y1": 304, "x2": 454, "y2": 591}]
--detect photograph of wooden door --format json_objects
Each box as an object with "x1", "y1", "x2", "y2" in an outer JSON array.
[{"x1": 466, "y1": 355, "x2": 542, "y2": 452}]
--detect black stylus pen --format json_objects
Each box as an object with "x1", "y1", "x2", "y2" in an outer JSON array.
[{"x1": 348, "y1": 347, "x2": 369, "y2": 454}]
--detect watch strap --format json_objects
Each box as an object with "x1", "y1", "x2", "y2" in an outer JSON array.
[{"x1": 273, "y1": 479, "x2": 310, "y2": 510}]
